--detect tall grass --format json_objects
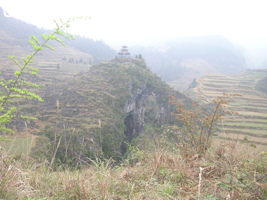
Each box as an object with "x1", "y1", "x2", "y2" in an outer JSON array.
[{"x1": 1, "y1": 138, "x2": 267, "y2": 199}]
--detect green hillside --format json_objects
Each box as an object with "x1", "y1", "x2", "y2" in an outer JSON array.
[
  {"x1": 7, "y1": 58, "x2": 190, "y2": 163},
  {"x1": 186, "y1": 70, "x2": 267, "y2": 146}
]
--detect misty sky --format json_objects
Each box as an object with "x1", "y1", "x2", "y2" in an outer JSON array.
[{"x1": 1, "y1": 0, "x2": 267, "y2": 47}]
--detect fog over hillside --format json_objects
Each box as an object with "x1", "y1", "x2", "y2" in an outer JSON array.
[
  {"x1": 1, "y1": 1, "x2": 267, "y2": 92},
  {"x1": 238, "y1": 39, "x2": 267, "y2": 69},
  {"x1": 2, "y1": 1, "x2": 267, "y2": 59},
  {"x1": 0, "y1": 7, "x2": 116, "y2": 65},
  {"x1": 130, "y1": 35, "x2": 250, "y2": 91}
]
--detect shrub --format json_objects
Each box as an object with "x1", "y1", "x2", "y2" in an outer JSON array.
[{"x1": 168, "y1": 92, "x2": 241, "y2": 156}]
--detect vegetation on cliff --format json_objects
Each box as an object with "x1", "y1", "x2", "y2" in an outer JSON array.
[{"x1": 30, "y1": 57, "x2": 190, "y2": 164}]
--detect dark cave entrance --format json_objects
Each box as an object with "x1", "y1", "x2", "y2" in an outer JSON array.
[
  {"x1": 123, "y1": 95, "x2": 160, "y2": 142},
  {"x1": 124, "y1": 111, "x2": 135, "y2": 141}
]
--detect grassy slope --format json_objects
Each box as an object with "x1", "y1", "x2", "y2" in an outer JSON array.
[
  {"x1": 38, "y1": 58, "x2": 176, "y2": 127},
  {"x1": 186, "y1": 71, "x2": 267, "y2": 146},
  {"x1": 1, "y1": 138, "x2": 267, "y2": 200}
]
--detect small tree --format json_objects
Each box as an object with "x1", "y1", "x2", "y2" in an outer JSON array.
[
  {"x1": 168, "y1": 92, "x2": 240, "y2": 155},
  {"x1": 0, "y1": 18, "x2": 82, "y2": 136}
]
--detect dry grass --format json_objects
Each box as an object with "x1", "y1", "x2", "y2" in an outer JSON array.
[{"x1": 1, "y1": 139, "x2": 267, "y2": 200}]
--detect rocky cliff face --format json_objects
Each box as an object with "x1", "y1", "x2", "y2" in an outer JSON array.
[{"x1": 123, "y1": 84, "x2": 171, "y2": 141}]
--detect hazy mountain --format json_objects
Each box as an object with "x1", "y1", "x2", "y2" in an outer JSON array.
[
  {"x1": 131, "y1": 35, "x2": 247, "y2": 92},
  {"x1": 0, "y1": 7, "x2": 116, "y2": 67},
  {"x1": 239, "y1": 39, "x2": 267, "y2": 69},
  {"x1": 68, "y1": 36, "x2": 116, "y2": 62}
]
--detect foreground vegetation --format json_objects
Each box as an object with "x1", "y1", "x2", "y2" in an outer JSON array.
[
  {"x1": 1, "y1": 138, "x2": 267, "y2": 199},
  {"x1": 1, "y1": 93, "x2": 267, "y2": 199}
]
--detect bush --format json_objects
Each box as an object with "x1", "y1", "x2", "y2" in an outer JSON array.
[{"x1": 168, "y1": 93, "x2": 241, "y2": 156}]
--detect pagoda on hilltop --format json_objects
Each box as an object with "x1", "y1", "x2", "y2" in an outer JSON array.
[{"x1": 118, "y1": 45, "x2": 131, "y2": 58}]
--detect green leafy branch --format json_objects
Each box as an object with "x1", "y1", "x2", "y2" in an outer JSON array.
[{"x1": 0, "y1": 17, "x2": 83, "y2": 134}]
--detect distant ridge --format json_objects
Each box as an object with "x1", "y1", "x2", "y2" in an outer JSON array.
[
  {"x1": 250, "y1": 68, "x2": 267, "y2": 72},
  {"x1": 131, "y1": 35, "x2": 247, "y2": 92},
  {"x1": 0, "y1": 7, "x2": 116, "y2": 68}
]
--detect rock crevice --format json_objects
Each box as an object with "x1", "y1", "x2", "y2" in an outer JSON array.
[{"x1": 123, "y1": 84, "x2": 170, "y2": 141}]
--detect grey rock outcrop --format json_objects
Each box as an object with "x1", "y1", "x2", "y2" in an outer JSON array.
[{"x1": 123, "y1": 84, "x2": 171, "y2": 141}]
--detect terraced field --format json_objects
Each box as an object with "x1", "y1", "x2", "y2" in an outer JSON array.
[
  {"x1": 186, "y1": 70, "x2": 267, "y2": 149},
  {"x1": 0, "y1": 28, "x2": 93, "y2": 83}
]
